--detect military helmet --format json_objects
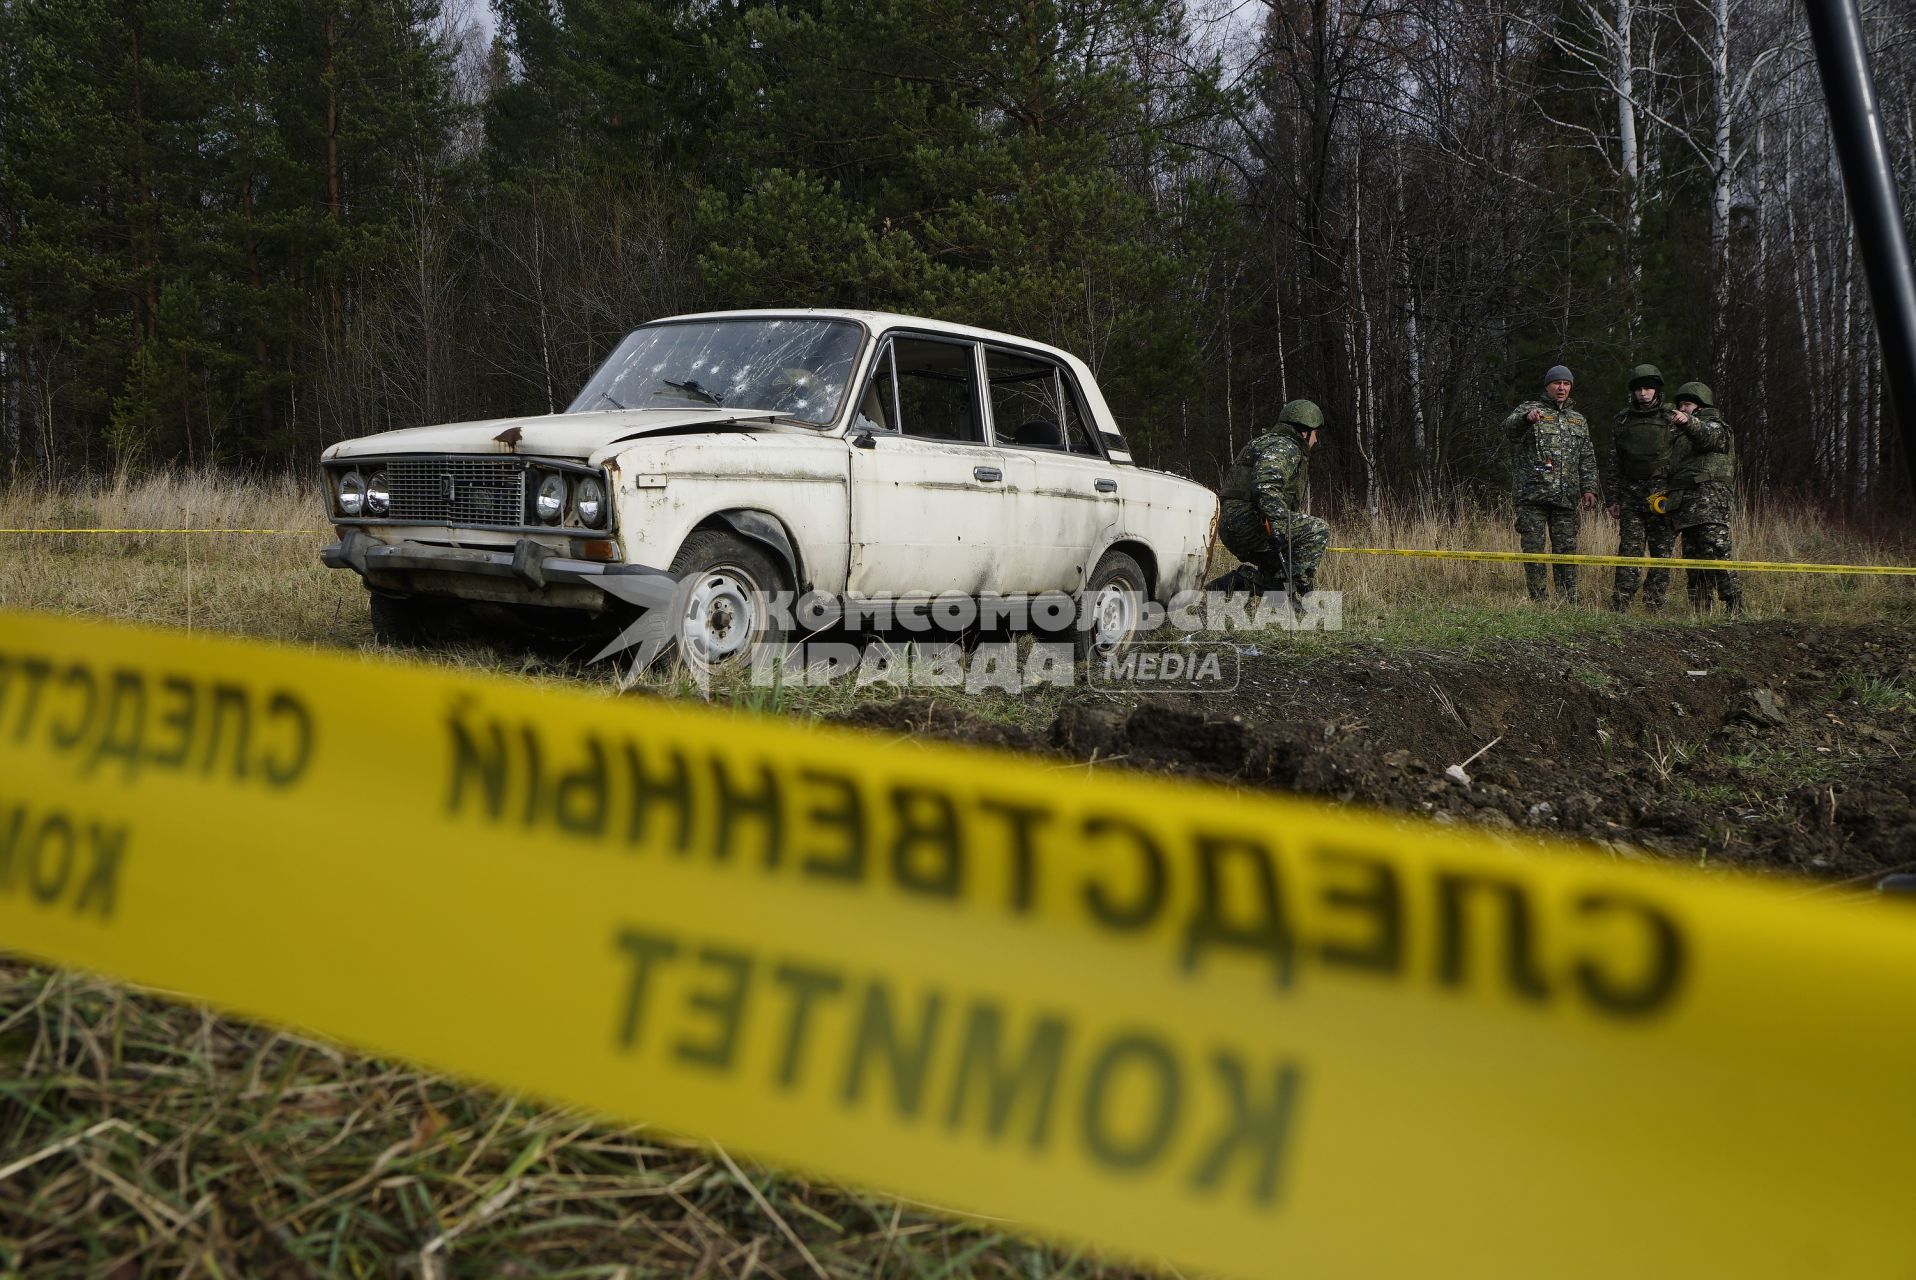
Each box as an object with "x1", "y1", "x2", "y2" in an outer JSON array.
[
  {"x1": 1672, "y1": 380, "x2": 1714, "y2": 408},
  {"x1": 1628, "y1": 363, "x2": 1664, "y2": 390},
  {"x1": 1279, "y1": 398, "x2": 1324, "y2": 432}
]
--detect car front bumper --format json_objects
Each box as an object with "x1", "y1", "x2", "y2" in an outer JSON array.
[{"x1": 322, "y1": 530, "x2": 671, "y2": 610}]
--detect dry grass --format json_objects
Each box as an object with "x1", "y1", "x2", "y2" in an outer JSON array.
[
  {"x1": 0, "y1": 471, "x2": 1112, "y2": 1279},
  {"x1": 0, "y1": 470, "x2": 357, "y2": 646},
  {"x1": 2, "y1": 471, "x2": 1912, "y2": 1277},
  {"x1": 6, "y1": 472, "x2": 1908, "y2": 662},
  {"x1": 0, "y1": 964, "x2": 1130, "y2": 1279},
  {"x1": 1314, "y1": 493, "x2": 1916, "y2": 625}
]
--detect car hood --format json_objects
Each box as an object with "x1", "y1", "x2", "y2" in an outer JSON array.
[{"x1": 320, "y1": 408, "x2": 816, "y2": 464}]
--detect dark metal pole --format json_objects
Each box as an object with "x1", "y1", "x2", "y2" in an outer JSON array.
[{"x1": 1805, "y1": 0, "x2": 1916, "y2": 491}]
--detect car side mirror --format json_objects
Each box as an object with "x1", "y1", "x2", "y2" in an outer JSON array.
[{"x1": 852, "y1": 429, "x2": 877, "y2": 449}]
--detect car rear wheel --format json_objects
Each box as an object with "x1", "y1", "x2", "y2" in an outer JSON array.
[
  {"x1": 1077, "y1": 549, "x2": 1147, "y2": 663},
  {"x1": 666, "y1": 531, "x2": 789, "y2": 676}
]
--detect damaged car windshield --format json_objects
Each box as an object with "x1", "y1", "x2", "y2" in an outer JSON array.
[{"x1": 566, "y1": 318, "x2": 864, "y2": 426}]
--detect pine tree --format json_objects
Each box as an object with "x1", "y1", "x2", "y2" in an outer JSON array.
[
  {"x1": 700, "y1": 0, "x2": 1217, "y2": 454},
  {"x1": 0, "y1": 0, "x2": 455, "y2": 470},
  {"x1": 472, "y1": 0, "x2": 715, "y2": 413}
]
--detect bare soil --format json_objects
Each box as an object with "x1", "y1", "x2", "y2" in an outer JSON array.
[{"x1": 836, "y1": 621, "x2": 1916, "y2": 883}]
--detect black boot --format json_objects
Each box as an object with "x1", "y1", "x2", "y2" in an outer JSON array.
[{"x1": 1205, "y1": 564, "x2": 1261, "y2": 593}]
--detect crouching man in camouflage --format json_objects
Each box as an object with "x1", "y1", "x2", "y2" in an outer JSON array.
[
  {"x1": 1218, "y1": 399, "x2": 1330, "y2": 600},
  {"x1": 1666, "y1": 381, "x2": 1743, "y2": 614},
  {"x1": 1503, "y1": 365, "x2": 1599, "y2": 602},
  {"x1": 1606, "y1": 364, "x2": 1678, "y2": 610}
]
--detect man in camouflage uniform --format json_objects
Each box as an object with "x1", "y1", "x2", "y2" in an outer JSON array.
[
  {"x1": 1666, "y1": 381, "x2": 1743, "y2": 614},
  {"x1": 1218, "y1": 399, "x2": 1330, "y2": 598},
  {"x1": 1502, "y1": 365, "x2": 1599, "y2": 602},
  {"x1": 1605, "y1": 364, "x2": 1678, "y2": 610}
]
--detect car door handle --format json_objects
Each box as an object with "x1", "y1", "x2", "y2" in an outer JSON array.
[
  {"x1": 973, "y1": 466, "x2": 1002, "y2": 483},
  {"x1": 1095, "y1": 478, "x2": 1118, "y2": 493}
]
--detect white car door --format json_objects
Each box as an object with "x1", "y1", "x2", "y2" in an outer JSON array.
[
  {"x1": 846, "y1": 335, "x2": 1031, "y2": 596},
  {"x1": 982, "y1": 345, "x2": 1122, "y2": 594}
]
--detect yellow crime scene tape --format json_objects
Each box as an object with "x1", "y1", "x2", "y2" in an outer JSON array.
[
  {"x1": 4, "y1": 611, "x2": 1916, "y2": 1276},
  {"x1": 5, "y1": 526, "x2": 1910, "y2": 576},
  {"x1": 0, "y1": 527, "x2": 326, "y2": 535},
  {"x1": 1330, "y1": 545, "x2": 1916, "y2": 575}
]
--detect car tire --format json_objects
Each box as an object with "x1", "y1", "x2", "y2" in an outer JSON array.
[
  {"x1": 666, "y1": 530, "x2": 790, "y2": 676},
  {"x1": 1077, "y1": 549, "x2": 1147, "y2": 664},
  {"x1": 369, "y1": 592, "x2": 465, "y2": 646}
]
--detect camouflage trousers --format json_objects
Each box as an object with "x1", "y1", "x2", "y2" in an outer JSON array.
[
  {"x1": 1514, "y1": 503, "x2": 1581, "y2": 601},
  {"x1": 1219, "y1": 507, "x2": 1331, "y2": 595},
  {"x1": 1613, "y1": 504, "x2": 1676, "y2": 609},
  {"x1": 1681, "y1": 523, "x2": 1744, "y2": 612}
]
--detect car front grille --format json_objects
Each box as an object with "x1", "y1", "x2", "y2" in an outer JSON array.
[{"x1": 387, "y1": 457, "x2": 526, "y2": 526}]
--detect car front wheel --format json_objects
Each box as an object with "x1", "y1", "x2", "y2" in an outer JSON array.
[
  {"x1": 666, "y1": 530, "x2": 789, "y2": 676},
  {"x1": 1078, "y1": 549, "x2": 1147, "y2": 663}
]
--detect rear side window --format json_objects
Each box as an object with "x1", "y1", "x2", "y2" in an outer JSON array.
[
  {"x1": 889, "y1": 337, "x2": 983, "y2": 443},
  {"x1": 984, "y1": 348, "x2": 1101, "y2": 456}
]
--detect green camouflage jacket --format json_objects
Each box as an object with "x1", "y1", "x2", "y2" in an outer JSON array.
[
  {"x1": 1605, "y1": 399, "x2": 1675, "y2": 501},
  {"x1": 1503, "y1": 398, "x2": 1599, "y2": 507},
  {"x1": 1667, "y1": 408, "x2": 1735, "y2": 529},
  {"x1": 1220, "y1": 427, "x2": 1308, "y2": 530}
]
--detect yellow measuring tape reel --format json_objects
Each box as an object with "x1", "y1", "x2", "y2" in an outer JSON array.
[{"x1": 3, "y1": 609, "x2": 1915, "y2": 1277}]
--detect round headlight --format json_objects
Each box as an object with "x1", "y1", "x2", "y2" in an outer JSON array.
[
  {"x1": 577, "y1": 476, "x2": 607, "y2": 528},
  {"x1": 365, "y1": 470, "x2": 390, "y2": 516},
  {"x1": 536, "y1": 472, "x2": 567, "y2": 524},
  {"x1": 337, "y1": 470, "x2": 365, "y2": 518}
]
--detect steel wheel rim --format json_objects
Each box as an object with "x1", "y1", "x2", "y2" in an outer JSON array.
[
  {"x1": 681, "y1": 564, "x2": 762, "y2": 664},
  {"x1": 1092, "y1": 580, "x2": 1137, "y2": 654}
]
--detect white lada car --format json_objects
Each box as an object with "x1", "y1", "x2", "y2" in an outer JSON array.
[{"x1": 320, "y1": 310, "x2": 1219, "y2": 664}]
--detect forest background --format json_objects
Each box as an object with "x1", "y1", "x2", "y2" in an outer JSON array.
[{"x1": 2, "y1": 0, "x2": 1912, "y2": 517}]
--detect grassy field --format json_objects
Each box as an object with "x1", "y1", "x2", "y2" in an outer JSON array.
[
  {"x1": 2, "y1": 471, "x2": 1912, "y2": 1277},
  {"x1": 1, "y1": 963, "x2": 1134, "y2": 1279},
  {"x1": 4, "y1": 470, "x2": 1909, "y2": 663},
  {"x1": 1318, "y1": 490, "x2": 1915, "y2": 636},
  {"x1": 0, "y1": 472, "x2": 1121, "y2": 1278}
]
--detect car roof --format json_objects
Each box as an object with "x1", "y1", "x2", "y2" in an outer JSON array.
[{"x1": 650, "y1": 308, "x2": 1086, "y2": 369}]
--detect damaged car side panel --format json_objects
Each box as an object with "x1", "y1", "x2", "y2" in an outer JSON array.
[{"x1": 603, "y1": 433, "x2": 852, "y2": 595}]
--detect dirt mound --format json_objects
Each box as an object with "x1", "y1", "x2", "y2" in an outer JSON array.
[{"x1": 836, "y1": 622, "x2": 1916, "y2": 882}]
